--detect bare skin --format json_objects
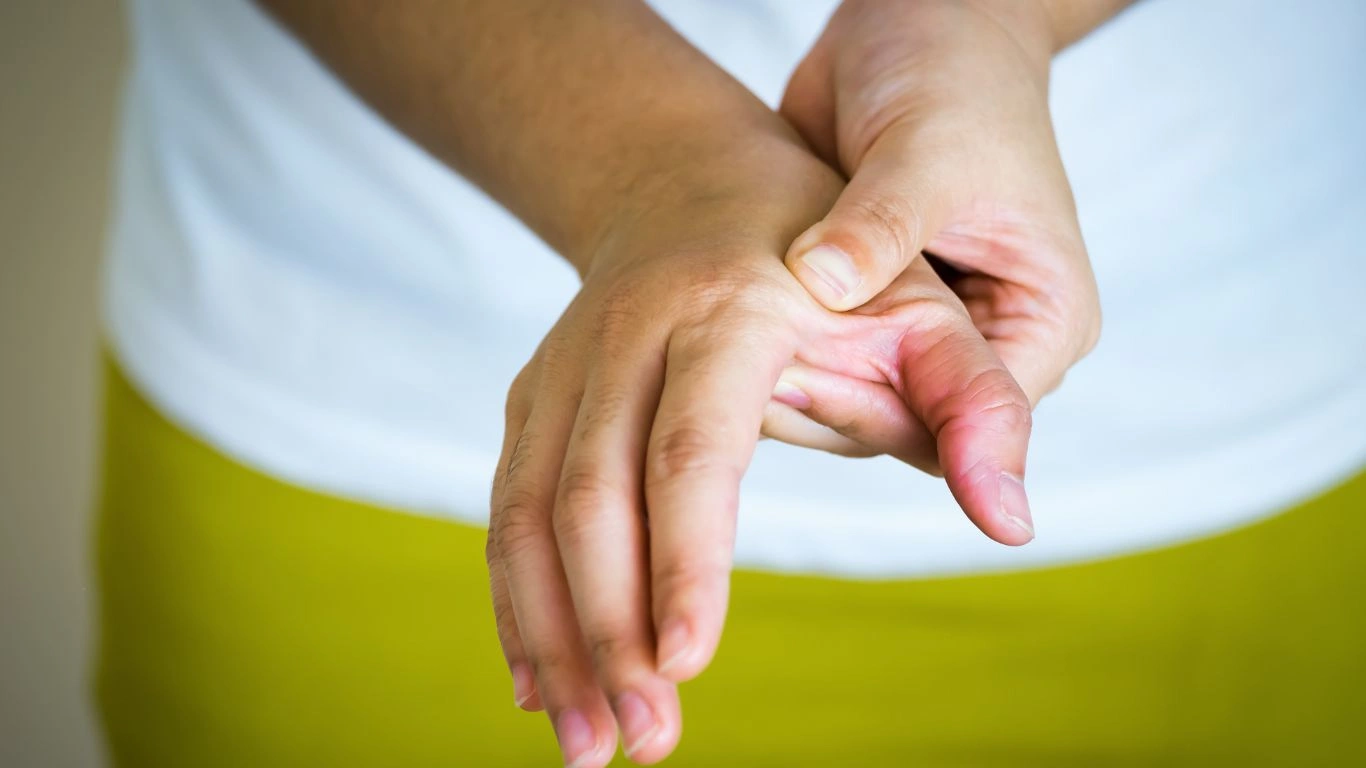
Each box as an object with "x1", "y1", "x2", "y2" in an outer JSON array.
[{"x1": 257, "y1": 1, "x2": 1132, "y2": 764}]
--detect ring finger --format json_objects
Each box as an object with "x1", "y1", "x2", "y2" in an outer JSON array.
[{"x1": 493, "y1": 383, "x2": 617, "y2": 768}]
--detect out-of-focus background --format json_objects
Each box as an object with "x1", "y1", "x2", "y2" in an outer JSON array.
[{"x1": 1, "y1": 1, "x2": 124, "y2": 765}]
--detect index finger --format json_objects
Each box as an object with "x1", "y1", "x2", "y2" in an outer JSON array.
[{"x1": 644, "y1": 319, "x2": 792, "y2": 683}]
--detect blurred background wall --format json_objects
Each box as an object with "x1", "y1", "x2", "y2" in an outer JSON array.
[{"x1": 1, "y1": 1, "x2": 124, "y2": 765}]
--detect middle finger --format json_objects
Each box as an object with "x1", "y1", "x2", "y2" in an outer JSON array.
[{"x1": 554, "y1": 351, "x2": 681, "y2": 764}]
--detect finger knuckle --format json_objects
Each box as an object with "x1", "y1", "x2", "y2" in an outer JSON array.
[
  {"x1": 526, "y1": 645, "x2": 575, "y2": 682},
  {"x1": 675, "y1": 283, "x2": 744, "y2": 322},
  {"x1": 648, "y1": 426, "x2": 728, "y2": 483},
  {"x1": 490, "y1": 463, "x2": 507, "y2": 513},
  {"x1": 849, "y1": 194, "x2": 922, "y2": 263},
  {"x1": 504, "y1": 372, "x2": 534, "y2": 423},
  {"x1": 552, "y1": 471, "x2": 616, "y2": 547},
  {"x1": 536, "y1": 333, "x2": 579, "y2": 380},
  {"x1": 556, "y1": 469, "x2": 614, "y2": 514},
  {"x1": 504, "y1": 429, "x2": 537, "y2": 484},
  {"x1": 494, "y1": 487, "x2": 548, "y2": 558},
  {"x1": 671, "y1": 315, "x2": 771, "y2": 363},
  {"x1": 508, "y1": 360, "x2": 536, "y2": 396},
  {"x1": 652, "y1": 559, "x2": 700, "y2": 605},
  {"x1": 675, "y1": 263, "x2": 787, "y2": 318},
  {"x1": 491, "y1": 592, "x2": 519, "y2": 639},
  {"x1": 956, "y1": 369, "x2": 1033, "y2": 434},
  {"x1": 484, "y1": 531, "x2": 500, "y2": 568},
  {"x1": 586, "y1": 287, "x2": 647, "y2": 359},
  {"x1": 597, "y1": 283, "x2": 642, "y2": 328},
  {"x1": 584, "y1": 630, "x2": 633, "y2": 674},
  {"x1": 575, "y1": 385, "x2": 632, "y2": 444},
  {"x1": 652, "y1": 558, "x2": 722, "y2": 615}
]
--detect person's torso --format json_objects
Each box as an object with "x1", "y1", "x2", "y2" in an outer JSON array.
[{"x1": 104, "y1": 0, "x2": 1366, "y2": 578}]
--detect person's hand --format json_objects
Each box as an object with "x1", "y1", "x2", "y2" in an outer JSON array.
[
  {"x1": 487, "y1": 144, "x2": 836, "y2": 766},
  {"x1": 779, "y1": 0, "x2": 1102, "y2": 409},
  {"x1": 259, "y1": 0, "x2": 1089, "y2": 761},
  {"x1": 487, "y1": 139, "x2": 1042, "y2": 766}
]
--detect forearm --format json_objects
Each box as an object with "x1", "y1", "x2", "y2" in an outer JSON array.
[{"x1": 255, "y1": 0, "x2": 815, "y2": 272}]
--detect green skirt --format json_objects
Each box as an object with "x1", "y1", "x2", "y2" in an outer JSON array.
[{"x1": 94, "y1": 360, "x2": 1366, "y2": 766}]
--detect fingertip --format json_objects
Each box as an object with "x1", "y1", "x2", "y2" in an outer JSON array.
[
  {"x1": 622, "y1": 726, "x2": 681, "y2": 765},
  {"x1": 772, "y1": 368, "x2": 813, "y2": 410},
  {"x1": 555, "y1": 707, "x2": 616, "y2": 768},
  {"x1": 998, "y1": 471, "x2": 1036, "y2": 545},
  {"x1": 511, "y1": 662, "x2": 540, "y2": 710},
  {"x1": 614, "y1": 685, "x2": 682, "y2": 765},
  {"x1": 787, "y1": 241, "x2": 863, "y2": 311},
  {"x1": 654, "y1": 618, "x2": 710, "y2": 682},
  {"x1": 924, "y1": 366, "x2": 1035, "y2": 546},
  {"x1": 654, "y1": 619, "x2": 693, "y2": 678},
  {"x1": 945, "y1": 457, "x2": 1036, "y2": 547}
]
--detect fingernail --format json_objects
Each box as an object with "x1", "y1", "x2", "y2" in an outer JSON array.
[
  {"x1": 999, "y1": 472, "x2": 1035, "y2": 541},
  {"x1": 772, "y1": 374, "x2": 812, "y2": 410},
  {"x1": 799, "y1": 244, "x2": 861, "y2": 304},
  {"x1": 656, "y1": 620, "x2": 692, "y2": 676},
  {"x1": 510, "y1": 662, "x2": 535, "y2": 708},
  {"x1": 555, "y1": 708, "x2": 598, "y2": 768},
  {"x1": 615, "y1": 691, "x2": 660, "y2": 758}
]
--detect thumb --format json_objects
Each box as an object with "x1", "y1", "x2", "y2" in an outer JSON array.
[
  {"x1": 893, "y1": 263, "x2": 1036, "y2": 545},
  {"x1": 786, "y1": 129, "x2": 958, "y2": 312}
]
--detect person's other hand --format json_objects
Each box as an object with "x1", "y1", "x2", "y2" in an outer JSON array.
[
  {"x1": 780, "y1": 0, "x2": 1101, "y2": 408},
  {"x1": 487, "y1": 140, "x2": 1039, "y2": 766}
]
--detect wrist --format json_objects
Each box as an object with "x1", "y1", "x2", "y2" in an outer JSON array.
[{"x1": 572, "y1": 128, "x2": 843, "y2": 280}]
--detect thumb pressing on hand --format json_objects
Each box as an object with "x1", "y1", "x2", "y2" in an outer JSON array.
[{"x1": 785, "y1": 130, "x2": 959, "y2": 312}]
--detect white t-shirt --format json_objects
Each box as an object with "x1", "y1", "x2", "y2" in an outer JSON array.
[{"x1": 104, "y1": 0, "x2": 1366, "y2": 578}]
